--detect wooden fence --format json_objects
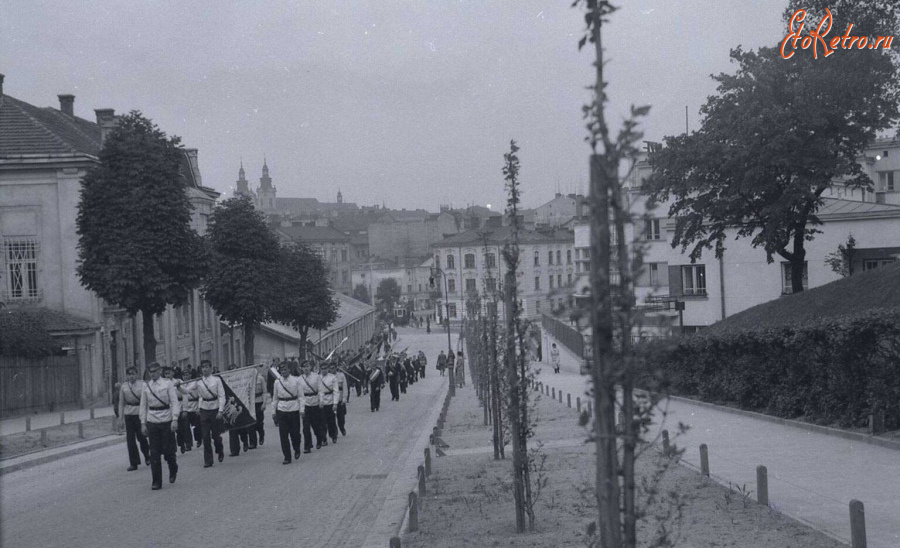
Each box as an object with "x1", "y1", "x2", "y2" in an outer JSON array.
[{"x1": 0, "y1": 355, "x2": 81, "y2": 415}]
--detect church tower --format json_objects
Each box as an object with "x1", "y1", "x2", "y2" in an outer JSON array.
[
  {"x1": 257, "y1": 158, "x2": 277, "y2": 213},
  {"x1": 337, "y1": 189, "x2": 343, "y2": 204},
  {"x1": 234, "y1": 161, "x2": 256, "y2": 202}
]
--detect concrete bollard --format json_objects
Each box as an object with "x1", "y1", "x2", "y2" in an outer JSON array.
[
  {"x1": 662, "y1": 430, "x2": 670, "y2": 456},
  {"x1": 849, "y1": 500, "x2": 866, "y2": 548},
  {"x1": 567, "y1": 393, "x2": 571, "y2": 408},
  {"x1": 418, "y1": 465, "x2": 427, "y2": 496},
  {"x1": 408, "y1": 492, "x2": 419, "y2": 532},
  {"x1": 424, "y1": 448, "x2": 431, "y2": 476},
  {"x1": 40, "y1": 429, "x2": 48, "y2": 447},
  {"x1": 551, "y1": 387, "x2": 555, "y2": 399},
  {"x1": 60, "y1": 412, "x2": 66, "y2": 426},
  {"x1": 78, "y1": 422, "x2": 84, "y2": 439},
  {"x1": 757, "y1": 466, "x2": 768, "y2": 506},
  {"x1": 25, "y1": 417, "x2": 32, "y2": 432},
  {"x1": 390, "y1": 536, "x2": 402, "y2": 548},
  {"x1": 700, "y1": 444, "x2": 709, "y2": 476},
  {"x1": 577, "y1": 397, "x2": 581, "y2": 412}
]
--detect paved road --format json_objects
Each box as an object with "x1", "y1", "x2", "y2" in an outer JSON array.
[
  {"x1": 1, "y1": 328, "x2": 454, "y2": 548},
  {"x1": 534, "y1": 358, "x2": 900, "y2": 548}
]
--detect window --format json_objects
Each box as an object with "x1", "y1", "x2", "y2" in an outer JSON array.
[
  {"x1": 534, "y1": 250, "x2": 541, "y2": 266},
  {"x1": 408, "y1": 284, "x2": 412, "y2": 293},
  {"x1": 485, "y1": 253, "x2": 496, "y2": 268},
  {"x1": 448, "y1": 304, "x2": 457, "y2": 318},
  {"x1": 447, "y1": 255, "x2": 455, "y2": 269},
  {"x1": 681, "y1": 265, "x2": 707, "y2": 296},
  {"x1": 465, "y1": 278, "x2": 476, "y2": 292},
  {"x1": 342, "y1": 270, "x2": 349, "y2": 283},
  {"x1": 567, "y1": 273, "x2": 572, "y2": 284},
  {"x1": 548, "y1": 251, "x2": 553, "y2": 265},
  {"x1": 556, "y1": 250, "x2": 562, "y2": 265},
  {"x1": 464, "y1": 253, "x2": 475, "y2": 269},
  {"x1": 434, "y1": 255, "x2": 440, "y2": 269},
  {"x1": 3, "y1": 238, "x2": 40, "y2": 301},
  {"x1": 534, "y1": 276, "x2": 541, "y2": 291},
  {"x1": 649, "y1": 263, "x2": 660, "y2": 286},
  {"x1": 557, "y1": 274, "x2": 562, "y2": 287},
  {"x1": 341, "y1": 249, "x2": 348, "y2": 262},
  {"x1": 549, "y1": 276, "x2": 554, "y2": 289},
  {"x1": 535, "y1": 300, "x2": 542, "y2": 312},
  {"x1": 878, "y1": 171, "x2": 896, "y2": 191},
  {"x1": 485, "y1": 277, "x2": 496, "y2": 292},
  {"x1": 644, "y1": 218, "x2": 662, "y2": 241},
  {"x1": 448, "y1": 279, "x2": 456, "y2": 293},
  {"x1": 863, "y1": 258, "x2": 896, "y2": 271},
  {"x1": 566, "y1": 250, "x2": 572, "y2": 264},
  {"x1": 780, "y1": 262, "x2": 808, "y2": 294}
]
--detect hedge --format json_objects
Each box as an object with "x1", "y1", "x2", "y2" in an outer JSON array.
[{"x1": 639, "y1": 309, "x2": 900, "y2": 429}]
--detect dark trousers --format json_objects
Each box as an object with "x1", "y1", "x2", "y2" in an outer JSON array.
[
  {"x1": 303, "y1": 406, "x2": 325, "y2": 450},
  {"x1": 229, "y1": 426, "x2": 249, "y2": 455},
  {"x1": 248, "y1": 402, "x2": 265, "y2": 448},
  {"x1": 176, "y1": 413, "x2": 191, "y2": 450},
  {"x1": 400, "y1": 380, "x2": 408, "y2": 394},
  {"x1": 146, "y1": 421, "x2": 177, "y2": 487},
  {"x1": 124, "y1": 414, "x2": 149, "y2": 467},
  {"x1": 370, "y1": 387, "x2": 381, "y2": 411},
  {"x1": 354, "y1": 381, "x2": 362, "y2": 398},
  {"x1": 389, "y1": 379, "x2": 399, "y2": 401},
  {"x1": 322, "y1": 405, "x2": 338, "y2": 441},
  {"x1": 199, "y1": 409, "x2": 224, "y2": 466},
  {"x1": 276, "y1": 410, "x2": 301, "y2": 461},
  {"x1": 336, "y1": 402, "x2": 347, "y2": 435},
  {"x1": 188, "y1": 411, "x2": 202, "y2": 445}
]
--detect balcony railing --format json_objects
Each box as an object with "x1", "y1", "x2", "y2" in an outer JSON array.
[{"x1": 1, "y1": 288, "x2": 43, "y2": 304}]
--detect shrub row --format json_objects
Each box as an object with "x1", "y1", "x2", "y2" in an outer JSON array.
[{"x1": 638, "y1": 309, "x2": 900, "y2": 429}]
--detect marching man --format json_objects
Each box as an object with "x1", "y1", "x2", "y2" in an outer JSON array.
[
  {"x1": 298, "y1": 360, "x2": 326, "y2": 452},
  {"x1": 271, "y1": 361, "x2": 303, "y2": 464},
  {"x1": 334, "y1": 362, "x2": 350, "y2": 437},
  {"x1": 139, "y1": 362, "x2": 180, "y2": 490},
  {"x1": 197, "y1": 359, "x2": 226, "y2": 468},
  {"x1": 118, "y1": 366, "x2": 150, "y2": 471},
  {"x1": 368, "y1": 360, "x2": 384, "y2": 412},
  {"x1": 320, "y1": 362, "x2": 340, "y2": 444}
]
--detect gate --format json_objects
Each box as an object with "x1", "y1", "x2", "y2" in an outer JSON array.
[{"x1": 0, "y1": 355, "x2": 81, "y2": 415}]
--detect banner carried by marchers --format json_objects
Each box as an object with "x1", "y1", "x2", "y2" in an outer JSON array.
[{"x1": 182, "y1": 366, "x2": 259, "y2": 431}]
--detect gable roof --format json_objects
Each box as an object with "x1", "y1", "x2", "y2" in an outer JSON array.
[
  {"x1": 0, "y1": 94, "x2": 101, "y2": 157},
  {"x1": 433, "y1": 226, "x2": 574, "y2": 248},
  {"x1": 276, "y1": 225, "x2": 350, "y2": 243},
  {"x1": 817, "y1": 197, "x2": 900, "y2": 220}
]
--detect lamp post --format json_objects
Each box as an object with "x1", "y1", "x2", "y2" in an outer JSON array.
[{"x1": 430, "y1": 266, "x2": 455, "y2": 396}]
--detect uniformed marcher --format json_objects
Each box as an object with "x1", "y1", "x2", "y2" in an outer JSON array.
[
  {"x1": 387, "y1": 358, "x2": 400, "y2": 401},
  {"x1": 248, "y1": 365, "x2": 266, "y2": 449},
  {"x1": 417, "y1": 350, "x2": 427, "y2": 378},
  {"x1": 197, "y1": 359, "x2": 226, "y2": 467},
  {"x1": 139, "y1": 362, "x2": 180, "y2": 490},
  {"x1": 226, "y1": 364, "x2": 250, "y2": 457},
  {"x1": 163, "y1": 366, "x2": 191, "y2": 454},
  {"x1": 118, "y1": 366, "x2": 150, "y2": 471},
  {"x1": 398, "y1": 356, "x2": 408, "y2": 394},
  {"x1": 178, "y1": 378, "x2": 202, "y2": 452},
  {"x1": 334, "y1": 363, "x2": 349, "y2": 437},
  {"x1": 271, "y1": 362, "x2": 303, "y2": 464},
  {"x1": 368, "y1": 360, "x2": 384, "y2": 412},
  {"x1": 320, "y1": 362, "x2": 340, "y2": 444},
  {"x1": 298, "y1": 360, "x2": 325, "y2": 452}
]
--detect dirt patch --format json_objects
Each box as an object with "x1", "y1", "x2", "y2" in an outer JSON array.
[
  {"x1": 0, "y1": 417, "x2": 119, "y2": 459},
  {"x1": 403, "y1": 386, "x2": 846, "y2": 548}
]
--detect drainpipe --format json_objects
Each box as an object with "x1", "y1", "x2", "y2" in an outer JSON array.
[{"x1": 718, "y1": 253, "x2": 726, "y2": 321}]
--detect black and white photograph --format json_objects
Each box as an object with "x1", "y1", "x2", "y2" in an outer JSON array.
[{"x1": 1, "y1": 1, "x2": 898, "y2": 547}]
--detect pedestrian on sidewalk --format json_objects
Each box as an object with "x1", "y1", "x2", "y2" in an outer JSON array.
[
  {"x1": 271, "y1": 362, "x2": 303, "y2": 464},
  {"x1": 455, "y1": 351, "x2": 465, "y2": 388},
  {"x1": 437, "y1": 350, "x2": 447, "y2": 376},
  {"x1": 197, "y1": 360, "x2": 226, "y2": 468},
  {"x1": 139, "y1": 362, "x2": 180, "y2": 490},
  {"x1": 550, "y1": 343, "x2": 560, "y2": 374},
  {"x1": 118, "y1": 366, "x2": 150, "y2": 471}
]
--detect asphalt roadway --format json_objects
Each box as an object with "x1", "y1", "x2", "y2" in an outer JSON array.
[{"x1": 0, "y1": 328, "x2": 456, "y2": 548}]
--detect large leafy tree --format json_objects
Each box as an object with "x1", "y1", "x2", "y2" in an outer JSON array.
[
  {"x1": 77, "y1": 111, "x2": 206, "y2": 365},
  {"x1": 269, "y1": 245, "x2": 339, "y2": 360},
  {"x1": 351, "y1": 283, "x2": 371, "y2": 304},
  {"x1": 202, "y1": 196, "x2": 279, "y2": 366},
  {"x1": 647, "y1": 1, "x2": 899, "y2": 293},
  {"x1": 375, "y1": 278, "x2": 401, "y2": 316}
]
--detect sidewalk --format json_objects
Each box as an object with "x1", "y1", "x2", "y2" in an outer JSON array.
[
  {"x1": 0, "y1": 405, "x2": 116, "y2": 437},
  {"x1": 534, "y1": 359, "x2": 900, "y2": 548}
]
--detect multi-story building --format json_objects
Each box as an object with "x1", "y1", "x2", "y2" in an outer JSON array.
[
  {"x1": 274, "y1": 225, "x2": 353, "y2": 295},
  {"x1": 350, "y1": 256, "x2": 433, "y2": 319},
  {"x1": 430, "y1": 226, "x2": 576, "y2": 322},
  {"x1": 368, "y1": 209, "x2": 459, "y2": 262},
  {"x1": 0, "y1": 77, "x2": 243, "y2": 413}
]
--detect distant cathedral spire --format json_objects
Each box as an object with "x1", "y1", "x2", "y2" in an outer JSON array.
[
  {"x1": 257, "y1": 157, "x2": 276, "y2": 213},
  {"x1": 234, "y1": 160, "x2": 251, "y2": 197},
  {"x1": 337, "y1": 188, "x2": 343, "y2": 204}
]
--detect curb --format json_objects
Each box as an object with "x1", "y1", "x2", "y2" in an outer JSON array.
[
  {"x1": 0, "y1": 435, "x2": 125, "y2": 476},
  {"x1": 666, "y1": 394, "x2": 900, "y2": 452}
]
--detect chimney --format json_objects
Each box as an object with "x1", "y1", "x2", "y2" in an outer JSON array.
[
  {"x1": 0, "y1": 73, "x2": 4, "y2": 96},
  {"x1": 94, "y1": 109, "x2": 117, "y2": 144},
  {"x1": 58, "y1": 94, "x2": 75, "y2": 116}
]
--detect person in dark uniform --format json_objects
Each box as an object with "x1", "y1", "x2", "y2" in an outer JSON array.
[
  {"x1": 398, "y1": 355, "x2": 408, "y2": 394},
  {"x1": 335, "y1": 362, "x2": 349, "y2": 436},
  {"x1": 387, "y1": 358, "x2": 400, "y2": 401},
  {"x1": 139, "y1": 362, "x2": 180, "y2": 490},
  {"x1": 417, "y1": 350, "x2": 427, "y2": 379},
  {"x1": 404, "y1": 354, "x2": 417, "y2": 384},
  {"x1": 118, "y1": 366, "x2": 150, "y2": 471},
  {"x1": 368, "y1": 360, "x2": 384, "y2": 412},
  {"x1": 197, "y1": 359, "x2": 226, "y2": 468},
  {"x1": 248, "y1": 365, "x2": 266, "y2": 449}
]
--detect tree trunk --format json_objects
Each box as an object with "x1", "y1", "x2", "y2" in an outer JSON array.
[
  {"x1": 141, "y1": 308, "x2": 157, "y2": 367},
  {"x1": 490, "y1": 303, "x2": 503, "y2": 460},
  {"x1": 505, "y1": 270, "x2": 526, "y2": 533},
  {"x1": 243, "y1": 322, "x2": 255, "y2": 366},
  {"x1": 299, "y1": 327, "x2": 308, "y2": 361}
]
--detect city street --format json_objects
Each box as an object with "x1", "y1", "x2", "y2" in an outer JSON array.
[{"x1": 0, "y1": 329, "x2": 456, "y2": 548}]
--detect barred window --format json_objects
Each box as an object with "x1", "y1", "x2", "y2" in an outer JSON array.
[{"x1": 3, "y1": 237, "x2": 40, "y2": 301}]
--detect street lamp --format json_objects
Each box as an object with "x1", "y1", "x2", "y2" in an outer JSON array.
[{"x1": 430, "y1": 266, "x2": 455, "y2": 396}]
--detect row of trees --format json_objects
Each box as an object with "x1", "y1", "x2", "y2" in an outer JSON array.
[{"x1": 76, "y1": 112, "x2": 338, "y2": 367}]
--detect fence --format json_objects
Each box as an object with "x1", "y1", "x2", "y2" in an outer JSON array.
[
  {"x1": 541, "y1": 313, "x2": 585, "y2": 359},
  {"x1": 0, "y1": 355, "x2": 81, "y2": 415}
]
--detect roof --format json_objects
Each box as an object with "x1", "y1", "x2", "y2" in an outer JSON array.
[
  {"x1": 432, "y1": 226, "x2": 574, "y2": 248},
  {"x1": 276, "y1": 225, "x2": 350, "y2": 243},
  {"x1": 0, "y1": 94, "x2": 101, "y2": 157},
  {"x1": 0, "y1": 307, "x2": 100, "y2": 334},
  {"x1": 260, "y1": 293, "x2": 375, "y2": 343},
  {"x1": 276, "y1": 197, "x2": 320, "y2": 213},
  {"x1": 376, "y1": 209, "x2": 431, "y2": 223},
  {"x1": 816, "y1": 197, "x2": 900, "y2": 220}
]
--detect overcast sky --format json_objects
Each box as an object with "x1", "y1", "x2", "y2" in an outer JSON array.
[{"x1": 1, "y1": 0, "x2": 787, "y2": 210}]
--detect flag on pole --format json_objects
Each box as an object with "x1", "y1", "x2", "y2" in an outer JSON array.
[{"x1": 182, "y1": 366, "x2": 258, "y2": 431}]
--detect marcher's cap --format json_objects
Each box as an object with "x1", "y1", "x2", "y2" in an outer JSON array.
[{"x1": 147, "y1": 362, "x2": 161, "y2": 372}]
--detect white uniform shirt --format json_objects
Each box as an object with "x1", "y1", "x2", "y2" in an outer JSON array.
[
  {"x1": 197, "y1": 375, "x2": 226, "y2": 412},
  {"x1": 272, "y1": 375, "x2": 304, "y2": 413},
  {"x1": 254, "y1": 373, "x2": 267, "y2": 410},
  {"x1": 320, "y1": 373, "x2": 339, "y2": 406},
  {"x1": 335, "y1": 372, "x2": 349, "y2": 404},
  {"x1": 180, "y1": 383, "x2": 199, "y2": 413},
  {"x1": 139, "y1": 378, "x2": 181, "y2": 424},
  {"x1": 299, "y1": 372, "x2": 323, "y2": 407},
  {"x1": 119, "y1": 380, "x2": 145, "y2": 416}
]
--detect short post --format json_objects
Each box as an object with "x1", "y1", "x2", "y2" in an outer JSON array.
[
  {"x1": 567, "y1": 393, "x2": 571, "y2": 408},
  {"x1": 390, "y1": 536, "x2": 402, "y2": 548},
  {"x1": 868, "y1": 412, "x2": 884, "y2": 435},
  {"x1": 756, "y1": 465, "x2": 768, "y2": 506},
  {"x1": 588, "y1": 401, "x2": 593, "y2": 417},
  {"x1": 60, "y1": 412, "x2": 66, "y2": 426},
  {"x1": 662, "y1": 429, "x2": 670, "y2": 456},
  {"x1": 424, "y1": 448, "x2": 432, "y2": 476},
  {"x1": 25, "y1": 417, "x2": 32, "y2": 432},
  {"x1": 408, "y1": 492, "x2": 419, "y2": 532},
  {"x1": 551, "y1": 387, "x2": 555, "y2": 399},
  {"x1": 78, "y1": 422, "x2": 85, "y2": 439},
  {"x1": 90, "y1": 407, "x2": 96, "y2": 420},
  {"x1": 849, "y1": 500, "x2": 866, "y2": 548},
  {"x1": 577, "y1": 397, "x2": 581, "y2": 412},
  {"x1": 40, "y1": 429, "x2": 48, "y2": 447},
  {"x1": 418, "y1": 465, "x2": 426, "y2": 496},
  {"x1": 700, "y1": 444, "x2": 709, "y2": 476}
]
